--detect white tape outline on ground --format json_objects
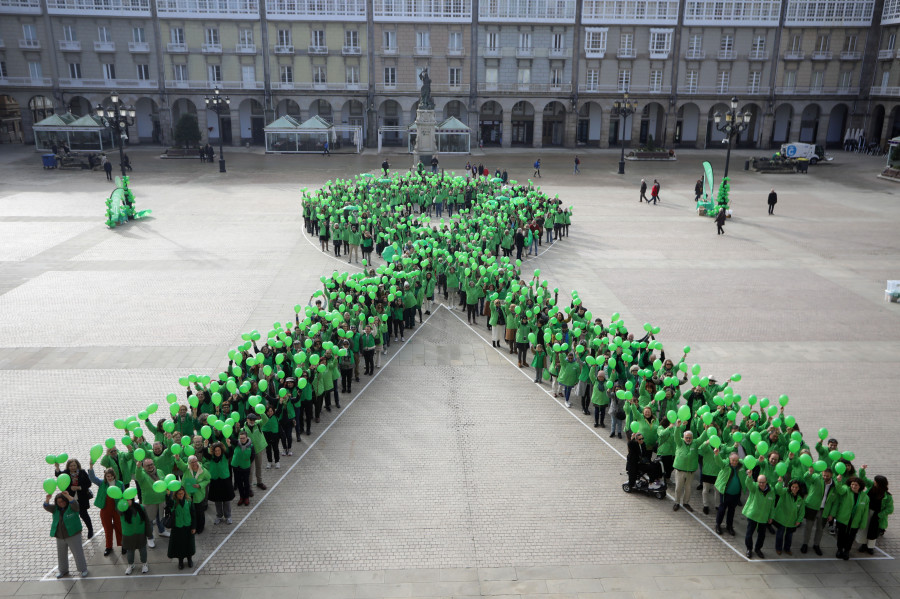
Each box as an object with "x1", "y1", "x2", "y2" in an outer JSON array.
[{"x1": 440, "y1": 306, "x2": 893, "y2": 563}]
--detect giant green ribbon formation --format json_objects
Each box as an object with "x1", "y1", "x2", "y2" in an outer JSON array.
[
  {"x1": 105, "y1": 176, "x2": 151, "y2": 228},
  {"x1": 49, "y1": 172, "x2": 857, "y2": 512}
]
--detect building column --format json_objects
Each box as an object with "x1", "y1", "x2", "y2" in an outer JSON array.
[
  {"x1": 600, "y1": 109, "x2": 612, "y2": 149},
  {"x1": 880, "y1": 113, "x2": 892, "y2": 146},
  {"x1": 663, "y1": 109, "x2": 677, "y2": 148},
  {"x1": 501, "y1": 109, "x2": 511, "y2": 148},
  {"x1": 564, "y1": 108, "x2": 577, "y2": 148},
  {"x1": 532, "y1": 111, "x2": 543, "y2": 148},
  {"x1": 697, "y1": 115, "x2": 709, "y2": 149},
  {"x1": 197, "y1": 107, "x2": 210, "y2": 144},
  {"x1": 629, "y1": 112, "x2": 640, "y2": 147},
  {"x1": 367, "y1": 107, "x2": 377, "y2": 149},
  {"x1": 230, "y1": 107, "x2": 242, "y2": 146},
  {"x1": 789, "y1": 109, "x2": 803, "y2": 145},
  {"x1": 754, "y1": 111, "x2": 769, "y2": 150},
  {"x1": 815, "y1": 112, "x2": 830, "y2": 147}
]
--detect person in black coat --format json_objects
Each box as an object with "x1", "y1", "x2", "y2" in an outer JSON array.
[
  {"x1": 626, "y1": 433, "x2": 662, "y2": 488},
  {"x1": 514, "y1": 228, "x2": 525, "y2": 260},
  {"x1": 715, "y1": 207, "x2": 727, "y2": 235},
  {"x1": 767, "y1": 188, "x2": 778, "y2": 215},
  {"x1": 55, "y1": 459, "x2": 93, "y2": 538}
]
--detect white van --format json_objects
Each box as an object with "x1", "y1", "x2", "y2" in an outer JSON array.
[{"x1": 779, "y1": 142, "x2": 832, "y2": 165}]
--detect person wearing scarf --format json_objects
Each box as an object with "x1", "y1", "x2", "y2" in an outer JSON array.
[{"x1": 88, "y1": 463, "x2": 125, "y2": 555}]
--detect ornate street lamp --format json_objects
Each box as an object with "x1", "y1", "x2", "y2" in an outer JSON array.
[
  {"x1": 713, "y1": 97, "x2": 753, "y2": 178},
  {"x1": 205, "y1": 87, "x2": 231, "y2": 173},
  {"x1": 95, "y1": 91, "x2": 135, "y2": 178},
  {"x1": 611, "y1": 92, "x2": 638, "y2": 175}
]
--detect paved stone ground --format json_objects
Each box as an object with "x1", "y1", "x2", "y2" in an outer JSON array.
[{"x1": 1, "y1": 144, "x2": 900, "y2": 597}]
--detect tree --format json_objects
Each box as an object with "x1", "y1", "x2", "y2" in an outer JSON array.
[{"x1": 173, "y1": 113, "x2": 201, "y2": 148}]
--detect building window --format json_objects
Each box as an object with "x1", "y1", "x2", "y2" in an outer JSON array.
[
  {"x1": 208, "y1": 64, "x2": 222, "y2": 82},
  {"x1": 617, "y1": 68, "x2": 631, "y2": 92},
  {"x1": 552, "y1": 32, "x2": 564, "y2": 51},
  {"x1": 839, "y1": 71, "x2": 852, "y2": 89},
  {"x1": 688, "y1": 33, "x2": 702, "y2": 54},
  {"x1": 416, "y1": 30, "x2": 430, "y2": 51},
  {"x1": 649, "y1": 69, "x2": 662, "y2": 91},
  {"x1": 173, "y1": 64, "x2": 187, "y2": 81},
  {"x1": 551, "y1": 67, "x2": 562, "y2": 87},
  {"x1": 517, "y1": 66, "x2": 531, "y2": 85},
  {"x1": 585, "y1": 68, "x2": 599, "y2": 90},
  {"x1": 783, "y1": 70, "x2": 796, "y2": 91},
  {"x1": 133, "y1": 27, "x2": 145, "y2": 43},
  {"x1": 486, "y1": 31, "x2": 498, "y2": 51},
  {"x1": 888, "y1": 33, "x2": 896, "y2": 50},
  {"x1": 748, "y1": 71, "x2": 761, "y2": 93},
  {"x1": 345, "y1": 30, "x2": 358, "y2": 48},
  {"x1": 811, "y1": 70, "x2": 823, "y2": 90},
  {"x1": 620, "y1": 33, "x2": 633, "y2": 54},
  {"x1": 720, "y1": 34, "x2": 733, "y2": 54},
  {"x1": 346, "y1": 65, "x2": 359, "y2": 84},
  {"x1": 171, "y1": 28, "x2": 184, "y2": 45},
  {"x1": 485, "y1": 66, "x2": 498, "y2": 85},
  {"x1": 716, "y1": 70, "x2": 729, "y2": 92},
  {"x1": 68, "y1": 63, "x2": 82, "y2": 79},
  {"x1": 137, "y1": 64, "x2": 150, "y2": 80},
  {"x1": 278, "y1": 29, "x2": 292, "y2": 46},
  {"x1": 449, "y1": 31, "x2": 462, "y2": 51},
  {"x1": 241, "y1": 65, "x2": 255, "y2": 83},
  {"x1": 816, "y1": 34, "x2": 829, "y2": 52},
  {"x1": 239, "y1": 29, "x2": 253, "y2": 45},
  {"x1": 384, "y1": 66, "x2": 396, "y2": 86},
  {"x1": 649, "y1": 29, "x2": 672, "y2": 56},
  {"x1": 28, "y1": 61, "x2": 42, "y2": 80},
  {"x1": 312, "y1": 30, "x2": 325, "y2": 47},
  {"x1": 685, "y1": 69, "x2": 698, "y2": 92},
  {"x1": 383, "y1": 30, "x2": 396, "y2": 51},
  {"x1": 843, "y1": 34, "x2": 857, "y2": 52},
  {"x1": 449, "y1": 67, "x2": 461, "y2": 87},
  {"x1": 280, "y1": 65, "x2": 293, "y2": 83},
  {"x1": 585, "y1": 29, "x2": 607, "y2": 55},
  {"x1": 103, "y1": 63, "x2": 116, "y2": 80},
  {"x1": 751, "y1": 35, "x2": 766, "y2": 55},
  {"x1": 519, "y1": 32, "x2": 532, "y2": 50},
  {"x1": 98, "y1": 26, "x2": 111, "y2": 42},
  {"x1": 205, "y1": 28, "x2": 219, "y2": 45},
  {"x1": 0, "y1": 62, "x2": 6, "y2": 78},
  {"x1": 22, "y1": 24, "x2": 37, "y2": 42},
  {"x1": 790, "y1": 34, "x2": 801, "y2": 53},
  {"x1": 62, "y1": 25, "x2": 76, "y2": 41},
  {"x1": 313, "y1": 65, "x2": 326, "y2": 83}
]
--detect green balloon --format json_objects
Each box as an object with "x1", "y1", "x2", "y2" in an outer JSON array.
[
  {"x1": 106, "y1": 486, "x2": 123, "y2": 500},
  {"x1": 743, "y1": 455, "x2": 758, "y2": 470},
  {"x1": 630, "y1": 421, "x2": 640, "y2": 433},
  {"x1": 152, "y1": 480, "x2": 167, "y2": 493},
  {"x1": 775, "y1": 462, "x2": 788, "y2": 477},
  {"x1": 818, "y1": 428, "x2": 829, "y2": 440},
  {"x1": 90, "y1": 444, "x2": 103, "y2": 463},
  {"x1": 814, "y1": 460, "x2": 828, "y2": 472},
  {"x1": 117, "y1": 499, "x2": 129, "y2": 512},
  {"x1": 799, "y1": 454, "x2": 814, "y2": 467},
  {"x1": 255, "y1": 403, "x2": 266, "y2": 414},
  {"x1": 123, "y1": 487, "x2": 137, "y2": 500},
  {"x1": 45, "y1": 455, "x2": 56, "y2": 465},
  {"x1": 105, "y1": 438, "x2": 116, "y2": 449},
  {"x1": 833, "y1": 462, "x2": 846, "y2": 475},
  {"x1": 167, "y1": 480, "x2": 182, "y2": 492},
  {"x1": 677, "y1": 405, "x2": 691, "y2": 421},
  {"x1": 43, "y1": 478, "x2": 57, "y2": 495},
  {"x1": 842, "y1": 451, "x2": 855, "y2": 461},
  {"x1": 133, "y1": 448, "x2": 145, "y2": 461},
  {"x1": 708, "y1": 435, "x2": 721, "y2": 449},
  {"x1": 788, "y1": 440, "x2": 801, "y2": 454},
  {"x1": 756, "y1": 441, "x2": 769, "y2": 455},
  {"x1": 56, "y1": 473, "x2": 71, "y2": 491},
  {"x1": 666, "y1": 410, "x2": 677, "y2": 423}
]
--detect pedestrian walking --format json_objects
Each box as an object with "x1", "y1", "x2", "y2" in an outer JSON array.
[
  {"x1": 323, "y1": 140, "x2": 330, "y2": 156},
  {"x1": 382, "y1": 159, "x2": 389, "y2": 176},
  {"x1": 430, "y1": 155, "x2": 439, "y2": 173},
  {"x1": 768, "y1": 188, "x2": 778, "y2": 215},
  {"x1": 533, "y1": 158, "x2": 541, "y2": 178},
  {"x1": 102, "y1": 155, "x2": 113, "y2": 181},
  {"x1": 694, "y1": 178, "x2": 703, "y2": 202},
  {"x1": 715, "y1": 207, "x2": 727, "y2": 235},
  {"x1": 650, "y1": 179, "x2": 660, "y2": 204},
  {"x1": 206, "y1": 144, "x2": 214, "y2": 163},
  {"x1": 639, "y1": 179, "x2": 648, "y2": 202},
  {"x1": 573, "y1": 155, "x2": 580, "y2": 174}
]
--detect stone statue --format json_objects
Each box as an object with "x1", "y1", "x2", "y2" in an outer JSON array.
[{"x1": 419, "y1": 68, "x2": 434, "y2": 110}]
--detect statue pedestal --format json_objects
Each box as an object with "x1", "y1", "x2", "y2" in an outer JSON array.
[{"x1": 412, "y1": 108, "x2": 437, "y2": 170}]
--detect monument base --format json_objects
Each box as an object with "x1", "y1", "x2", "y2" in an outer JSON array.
[{"x1": 412, "y1": 108, "x2": 437, "y2": 172}]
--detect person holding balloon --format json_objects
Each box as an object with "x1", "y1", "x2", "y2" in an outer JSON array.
[
  {"x1": 119, "y1": 495, "x2": 151, "y2": 574},
  {"x1": 828, "y1": 474, "x2": 870, "y2": 560},
  {"x1": 134, "y1": 457, "x2": 168, "y2": 546},
  {"x1": 88, "y1": 461, "x2": 125, "y2": 555},
  {"x1": 174, "y1": 454, "x2": 210, "y2": 534},
  {"x1": 713, "y1": 450, "x2": 746, "y2": 536},
  {"x1": 742, "y1": 468, "x2": 776, "y2": 558},
  {"x1": 231, "y1": 430, "x2": 256, "y2": 506},
  {"x1": 203, "y1": 440, "x2": 234, "y2": 524},
  {"x1": 43, "y1": 487, "x2": 89, "y2": 578},
  {"x1": 54, "y1": 458, "x2": 93, "y2": 539},
  {"x1": 773, "y1": 477, "x2": 807, "y2": 555},
  {"x1": 858, "y1": 471, "x2": 892, "y2": 555}
]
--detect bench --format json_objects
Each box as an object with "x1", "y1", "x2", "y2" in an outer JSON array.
[{"x1": 160, "y1": 148, "x2": 202, "y2": 159}]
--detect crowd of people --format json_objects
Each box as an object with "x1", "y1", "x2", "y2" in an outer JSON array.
[{"x1": 44, "y1": 169, "x2": 889, "y2": 578}]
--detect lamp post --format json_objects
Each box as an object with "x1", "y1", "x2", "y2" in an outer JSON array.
[
  {"x1": 205, "y1": 87, "x2": 230, "y2": 173},
  {"x1": 611, "y1": 92, "x2": 638, "y2": 175},
  {"x1": 713, "y1": 97, "x2": 753, "y2": 179},
  {"x1": 95, "y1": 91, "x2": 135, "y2": 179}
]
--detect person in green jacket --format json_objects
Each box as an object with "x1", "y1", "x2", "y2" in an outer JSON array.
[
  {"x1": 243, "y1": 413, "x2": 268, "y2": 490},
  {"x1": 800, "y1": 467, "x2": 834, "y2": 555},
  {"x1": 590, "y1": 370, "x2": 609, "y2": 428},
  {"x1": 671, "y1": 422, "x2": 707, "y2": 512},
  {"x1": 119, "y1": 499, "x2": 151, "y2": 574},
  {"x1": 231, "y1": 431, "x2": 255, "y2": 506},
  {"x1": 166, "y1": 487, "x2": 195, "y2": 569},
  {"x1": 556, "y1": 352, "x2": 581, "y2": 407},
  {"x1": 714, "y1": 450, "x2": 746, "y2": 536},
  {"x1": 773, "y1": 478, "x2": 807, "y2": 555},
  {"x1": 859, "y1": 473, "x2": 892, "y2": 555},
  {"x1": 829, "y1": 475, "x2": 870, "y2": 560},
  {"x1": 134, "y1": 458, "x2": 168, "y2": 547},
  {"x1": 347, "y1": 223, "x2": 361, "y2": 264},
  {"x1": 88, "y1": 463, "x2": 124, "y2": 554},
  {"x1": 175, "y1": 454, "x2": 210, "y2": 534},
  {"x1": 44, "y1": 490, "x2": 89, "y2": 579},
  {"x1": 743, "y1": 471, "x2": 776, "y2": 559}
]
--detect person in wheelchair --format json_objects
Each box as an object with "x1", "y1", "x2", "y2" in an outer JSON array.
[{"x1": 627, "y1": 433, "x2": 664, "y2": 490}]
